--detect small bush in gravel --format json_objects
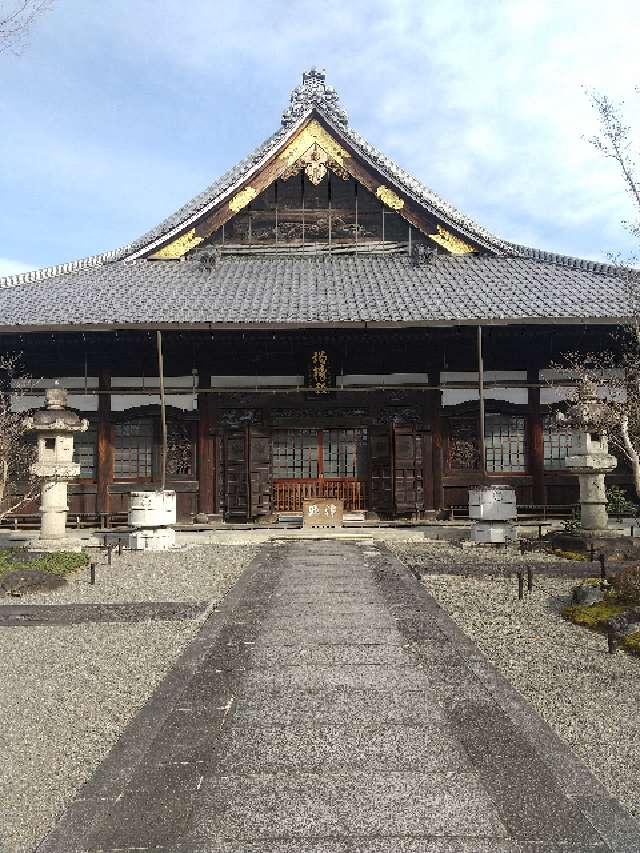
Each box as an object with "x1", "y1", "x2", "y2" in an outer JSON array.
[
  {"x1": 614, "y1": 564, "x2": 640, "y2": 605},
  {"x1": 0, "y1": 549, "x2": 88, "y2": 577},
  {"x1": 562, "y1": 601, "x2": 628, "y2": 630},
  {"x1": 553, "y1": 549, "x2": 588, "y2": 561},
  {"x1": 561, "y1": 517, "x2": 582, "y2": 535},
  {"x1": 622, "y1": 632, "x2": 640, "y2": 655},
  {"x1": 606, "y1": 485, "x2": 638, "y2": 517}
]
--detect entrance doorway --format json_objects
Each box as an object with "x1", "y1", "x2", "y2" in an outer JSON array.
[{"x1": 272, "y1": 428, "x2": 368, "y2": 511}]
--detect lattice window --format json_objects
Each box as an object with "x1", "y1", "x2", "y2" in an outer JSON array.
[
  {"x1": 166, "y1": 421, "x2": 194, "y2": 477},
  {"x1": 322, "y1": 429, "x2": 368, "y2": 478},
  {"x1": 73, "y1": 425, "x2": 97, "y2": 478},
  {"x1": 543, "y1": 415, "x2": 573, "y2": 469},
  {"x1": 114, "y1": 419, "x2": 153, "y2": 479},
  {"x1": 272, "y1": 428, "x2": 368, "y2": 478},
  {"x1": 447, "y1": 417, "x2": 480, "y2": 471},
  {"x1": 272, "y1": 429, "x2": 319, "y2": 478},
  {"x1": 485, "y1": 415, "x2": 527, "y2": 473}
]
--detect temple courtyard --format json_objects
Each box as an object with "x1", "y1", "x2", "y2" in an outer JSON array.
[{"x1": 1, "y1": 538, "x2": 639, "y2": 852}]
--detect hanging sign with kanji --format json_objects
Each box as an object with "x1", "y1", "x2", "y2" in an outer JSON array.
[{"x1": 308, "y1": 350, "x2": 331, "y2": 393}]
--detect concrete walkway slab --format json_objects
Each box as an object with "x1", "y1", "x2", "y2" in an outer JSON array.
[
  {"x1": 190, "y1": 770, "x2": 509, "y2": 841},
  {"x1": 35, "y1": 541, "x2": 640, "y2": 853}
]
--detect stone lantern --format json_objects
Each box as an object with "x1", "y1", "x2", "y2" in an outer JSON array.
[
  {"x1": 558, "y1": 380, "x2": 617, "y2": 531},
  {"x1": 24, "y1": 387, "x2": 88, "y2": 552}
]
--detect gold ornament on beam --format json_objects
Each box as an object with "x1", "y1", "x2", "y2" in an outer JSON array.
[
  {"x1": 229, "y1": 186, "x2": 258, "y2": 213},
  {"x1": 303, "y1": 144, "x2": 330, "y2": 185},
  {"x1": 279, "y1": 119, "x2": 349, "y2": 168},
  {"x1": 280, "y1": 142, "x2": 350, "y2": 186},
  {"x1": 375, "y1": 185, "x2": 404, "y2": 210},
  {"x1": 151, "y1": 228, "x2": 203, "y2": 259},
  {"x1": 428, "y1": 224, "x2": 475, "y2": 254}
]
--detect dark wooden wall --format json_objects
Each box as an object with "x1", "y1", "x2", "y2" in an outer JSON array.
[{"x1": 0, "y1": 324, "x2": 627, "y2": 522}]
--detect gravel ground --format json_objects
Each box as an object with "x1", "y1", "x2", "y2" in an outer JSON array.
[
  {"x1": 0, "y1": 544, "x2": 258, "y2": 853},
  {"x1": 386, "y1": 539, "x2": 591, "y2": 573},
  {"x1": 0, "y1": 543, "x2": 259, "y2": 605},
  {"x1": 387, "y1": 540, "x2": 640, "y2": 818}
]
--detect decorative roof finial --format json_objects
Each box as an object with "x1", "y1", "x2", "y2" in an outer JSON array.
[{"x1": 281, "y1": 67, "x2": 348, "y2": 128}]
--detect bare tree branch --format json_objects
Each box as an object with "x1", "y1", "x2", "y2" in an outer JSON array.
[
  {"x1": 0, "y1": 354, "x2": 38, "y2": 519},
  {"x1": 586, "y1": 88, "x2": 640, "y2": 247},
  {"x1": 548, "y1": 90, "x2": 640, "y2": 496},
  {"x1": 0, "y1": 0, "x2": 54, "y2": 55}
]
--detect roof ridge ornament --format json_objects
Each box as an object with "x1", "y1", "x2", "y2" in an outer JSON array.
[{"x1": 281, "y1": 67, "x2": 348, "y2": 128}]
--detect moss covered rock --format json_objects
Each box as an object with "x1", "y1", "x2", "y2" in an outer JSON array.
[
  {"x1": 622, "y1": 632, "x2": 640, "y2": 656},
  {"x1": 572, "y1": 579, "x2": 605, "y2": 605},
  {"x1": 562, "y1": 601, "x2": 628, "y2": 630}
]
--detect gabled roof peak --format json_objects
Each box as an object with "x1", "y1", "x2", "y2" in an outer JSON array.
[{"x1": 281, "y1": 67, "x2": 348, "y2": 128}]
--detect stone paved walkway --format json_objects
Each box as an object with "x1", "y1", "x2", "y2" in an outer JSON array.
[{"x1": 37, "y1": 541, "x2": 640, "y2": 852}]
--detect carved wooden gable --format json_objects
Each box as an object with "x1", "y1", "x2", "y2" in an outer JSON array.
[{"x1": 147, "y1": 115, "x2": 479, "y2": 259}]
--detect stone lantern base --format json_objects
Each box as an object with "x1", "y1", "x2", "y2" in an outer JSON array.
[{"x1": 29, "y1": 536, "x2": 85, "y2": 554}]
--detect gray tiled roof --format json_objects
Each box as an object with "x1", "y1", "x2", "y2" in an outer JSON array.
[
  {"x1": 0, "y1": 253, "x2": 631, "y2": 330},
  {"x1": 4, "y1": 69, "x2": 625, "y2": 293}
]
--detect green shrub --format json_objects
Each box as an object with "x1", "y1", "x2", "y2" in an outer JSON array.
[
  {"x1": 553, "y1": 549, "x2": 588, "y2": 561},
  {"x1": 622, "y1": 632, "x2": 640, "y2": 655},
  {"x1": 561, "y1": 601, "x2": 628, "y2": 630},
  {"x1": 0, "y1": 549, "x2": 88, "y2": 577},
  {"x1": 561, "y1": 517, "x2": 582, "y2": 535},
  {"x1": 613, "y1": 564, "x2": 640, "y2": 605},
  {"x1": 606, "y1": 485, "x2": 638, "y2": 517}
]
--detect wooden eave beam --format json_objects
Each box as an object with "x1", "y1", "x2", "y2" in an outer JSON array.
[{"x1": 0, "y1": 317, "x2": 626, "y2": 335}]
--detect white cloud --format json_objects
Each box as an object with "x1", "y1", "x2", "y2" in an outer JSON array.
[
  {"x1": 0, "y1": 258, "x2": 33, "y2": 277},
  {"x1": 3, "y1": 0, "x2": 640, "y2": 264}
]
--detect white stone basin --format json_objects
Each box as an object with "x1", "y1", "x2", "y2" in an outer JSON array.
[
  {"x1": 469, "y1": 485, "x2": 517, "y2": 522},
  {"x1": 129, "y1": 490, "x2": 176, "y2": 528}
]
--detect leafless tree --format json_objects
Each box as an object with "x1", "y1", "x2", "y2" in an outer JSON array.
[
  {"x1": 548, "y1": 91, "x2": 640, "y2": 495},
  {"x1": 0, "y1": 355, "x2": 37, "y2": 519},
  {"x1": 0, "y1": 0, "x2": 54, "y2": 55},
  {"x1": 586, "y1": 89, "x2": 640, "y2": 259},
  {"x1": 548, "y1": 349, "x2": 640, "y2": 493}
]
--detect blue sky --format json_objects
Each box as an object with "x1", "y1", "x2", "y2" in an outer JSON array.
[{"x1": 1, "y1": 0, "x2": 639, "y2": 275}]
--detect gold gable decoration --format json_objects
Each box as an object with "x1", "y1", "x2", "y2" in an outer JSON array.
[
  {"x1": 428, "y1": 224, "x2": 475, "y2": 255},
  {"x1": 229, "y1": 186, "x2": 258, "y2": 213},
  {"x1": 151, "y1": 228, "x2": 203, "y2": 260},
  {"x1": 280, "y1": 142, "x2": 349, "y2": 186},
  {"x1": 375, "y1": 185, "x2": 404, "y2": 210},
  {"x1": 278, "y1": 120, "x2": 350, "y2": 186},
  {"x1": 279, "y1": 119, "x2": 349, "y2": 168}
]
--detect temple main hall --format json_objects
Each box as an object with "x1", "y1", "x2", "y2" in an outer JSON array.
[{"x1": 0, "y1": 69, "x2": 630, "y2": 523}]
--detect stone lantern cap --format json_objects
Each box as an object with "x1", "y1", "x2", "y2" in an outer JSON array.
[
  {"x1": 46, "y1": 387, "x2": 67, "y2": 409},
  {"x1": 557, "y1": 379, "x2": 617, "y2": 431},
  {"x1": 23, "y1": 387, "x2": 88, "y2": 433},
  {"x1": 560, "y1": 379, "x2": 617, "y2": 477}
]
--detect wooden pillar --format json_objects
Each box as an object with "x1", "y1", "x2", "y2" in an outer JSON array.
[
  {"x1": 96, "y1": 369, "x2": 112, "y2": 517},
  {"x1": 477, "y1": 326, "x2": 486, "y2": 479},
  {"x1": 528, "y1": 366, "x2": 545, "y2": 505},
  {"x1": 430, "y1": 372, "x2": 443, "y2": 511},
  {"x1": 422, "y1": 393, "x2": 434, "y2": 513},
  {"x1": 197, "y1": 377, "x2": 215, "y2": 515}
]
